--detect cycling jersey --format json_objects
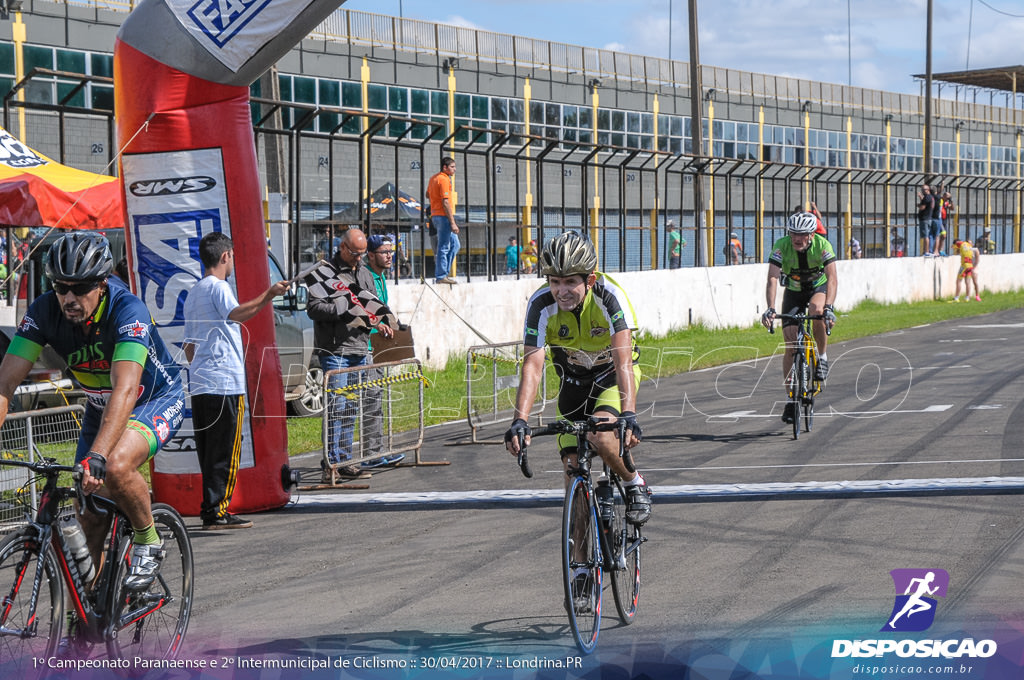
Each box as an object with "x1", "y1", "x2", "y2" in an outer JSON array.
[
  {"x1": 8, "y1": 275, "x2": 183, "y2": 410},
  {"x1": 522, "y1": 272, "x2": 639, "y2": 380},
  {"x1": 768, "y1": 235, "x2": 836, "y2": 292}
]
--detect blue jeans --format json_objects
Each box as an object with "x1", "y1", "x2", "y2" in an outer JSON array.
[
  {"x1": 320, "y1": 353, "x2": 369, "y2": 465},
  {"x1": 432, "y1": 215, "x2": 461, "y2": 280}
]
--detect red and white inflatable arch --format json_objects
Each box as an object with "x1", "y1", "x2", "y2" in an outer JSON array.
[{"x1": 115, "y1": 0, "x2": 347, "y2": 514}]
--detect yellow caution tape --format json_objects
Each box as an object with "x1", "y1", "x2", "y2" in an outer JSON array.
[{"x1": 327, "y1": 370, "x2": 430, "y2": 398}]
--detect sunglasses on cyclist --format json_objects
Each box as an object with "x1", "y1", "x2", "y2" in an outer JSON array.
[{"x1": 52, "y1": 280, "x2": 102, "y2": 296}]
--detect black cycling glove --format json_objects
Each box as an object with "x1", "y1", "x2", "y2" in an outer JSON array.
[
  {"x1": 82, "y1": 452, "x2": 107, "y2": 482},
  {"x1": 619, "y1": 411, "x2": 642, "y2": 442},
  {"x1": 504, "y1": 418, "x2": 531, "y2": 446},
  {"x1": 761, "y1": 307, "x2": 776, "y2": 327},
  {"x1": 823, "y1": 305, "x2": 837, "y2": 327}
]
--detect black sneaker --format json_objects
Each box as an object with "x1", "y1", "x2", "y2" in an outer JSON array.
[
  {"x1": 203, "y1": 514, "x2": 253, "y2": 530},
  {"x1": 815, "y1": 358, "x2": 829, "y2": 381},
  {"x1": 781, "y1": 402, "x2": 796, "y2": 423},
  {"x1": 624, "y1": 483, "x2": 652, "y2": 526}
]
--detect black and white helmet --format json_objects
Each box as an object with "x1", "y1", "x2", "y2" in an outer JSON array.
[
  {"x1": 45, "y1": 232, "x2": 113, "y2": 282},
  {"x1": 787, "y1": 212, "x2": 818, "y2": 234},
  {"x1": 539, "y1": 232, "x2": 598, "y2": 277}
]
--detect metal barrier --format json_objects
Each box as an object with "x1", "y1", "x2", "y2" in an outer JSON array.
[
  {"x1": 314, "y1": 357, "x2": 443, "y2": 488},
  {"x1": 0, "y1": 405, "x2": 85, "y2": 529},
  {"x1": 465, "y1": 341, "x2": 549, "y2": 444}
]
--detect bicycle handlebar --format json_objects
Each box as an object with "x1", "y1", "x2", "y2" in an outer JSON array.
[
  {"x1": 0, "y1": 457, "x2": 109, "y2": 516},
  {"x1": 520, "y1": 416, "x2": 637, "y2": 473},
  {"x1": 767, "y1": 311, "x2": 832, "y2": 337}
]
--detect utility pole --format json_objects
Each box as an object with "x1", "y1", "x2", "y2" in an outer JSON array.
[
  {"x1": 924, "y1": 0, "x2": 933, "y2": 177},
  {"x1": 687, "y1": 0, "x2": 706, "y2": 266}
]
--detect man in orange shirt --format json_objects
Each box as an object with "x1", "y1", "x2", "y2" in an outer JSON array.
[{"x1": 428, "y1": 156, "x2": 460, "y2": 284}]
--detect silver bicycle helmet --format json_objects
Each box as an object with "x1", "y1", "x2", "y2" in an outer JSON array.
[
  {"x1": 787, "y1": 212, "x2": 818, "y2": 234},
  {"x1": 45, "y1": 232, "x2": 113, "y2": 282},
  {"x1": 539, "y1": 232, "x2": 598, "y2": 277}
]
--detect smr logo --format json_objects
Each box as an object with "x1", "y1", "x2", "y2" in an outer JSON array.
[{"x1": 881, "y1": 568, "x2": 949, "y2": 632}]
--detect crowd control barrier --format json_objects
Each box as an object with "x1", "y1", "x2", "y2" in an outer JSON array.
[
  {"x1": 464, "y1": 342, "x2": 550, "y2": 444},
  {"x1": 314, "y1": 358, "x2": 443, "y2": 488},
  {"x1": 0, "y1": 405, "x2": 85, "y2": 529}
]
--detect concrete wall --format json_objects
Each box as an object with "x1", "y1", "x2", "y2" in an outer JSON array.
[{"x1": 389, "y1": 253, "x2": 1024, "y2": 368}]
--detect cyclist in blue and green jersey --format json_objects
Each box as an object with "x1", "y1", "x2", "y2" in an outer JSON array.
[
  {"x1": 504, "y1": 232, "x2": 651, "y2": 526},
  {"x1": 0, "y1": 233, "x2": 184, "y2": 591},
  {"x1": 761, "y1": 212, "x2": 838, "y2": 424}
]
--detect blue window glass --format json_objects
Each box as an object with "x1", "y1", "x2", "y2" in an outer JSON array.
[
  {"x1": 342, "y1": 81, "x2": 361, "y2": 108},
  {"x1": 412, "y1": 89, "x2": 430, "y2": 114},
  {"x1": 367, "y1": 84, "x2": 386, "y2": 111},
  {"x1": 389, "y1": 86, "x2": 408, "y2": 112},
  {"x1": 56, "y1": 49, "x2": 86, "y2": 74},
  {"x1": 319, "y1": 80, "x2": 340, "y2": 107},
  {"x1": 293, "y1": 76, "x2": 316, "y2": 104},
  {"x1": 91, "y1": 53, "x2": 113, "y2": 78},
  {"x1": 0, "y1": 43, "x2": 14, "y2": 75}
]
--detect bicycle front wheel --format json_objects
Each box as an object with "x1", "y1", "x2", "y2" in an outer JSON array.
[
  {"x1": 791, "y1": 355, "x2": 803, "y2": 440},
  {"x1": 801, "y1": 351, "x2": 814, "y2": 433},
  {"x1": 562, "y1": 476, "x2": 602, "y2": 654},
  {"x1": 609, "y1": 485, "x2": 641, "y2": 624},
  {"x1": 0, "y1": 530, "x2": 64, "y2": 678},
  {"x1": 107, "y1": 504, "x2": 193, "y2": 665}
]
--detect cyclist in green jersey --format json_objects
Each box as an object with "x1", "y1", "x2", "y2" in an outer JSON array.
[
  {"x1": 504, "y1": 232, "x2": 651, "y2": 526},
  {"x1": 760, "y1": 212, "x2": 838, "y2": 424}
]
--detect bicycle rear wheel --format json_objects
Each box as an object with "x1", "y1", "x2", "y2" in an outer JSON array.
[
  {"x1": 561, "y1": 476, "x2": 602, "y2": 654},
  {"x1": 0, "y1": 530, "x2": 64, "y2": 678},
  {"x1": 609, "y1": 484, "x2": 641, "y2": 624},
  {"x1": 106, "y1": 504, "x2": 193, "y2": 665}
]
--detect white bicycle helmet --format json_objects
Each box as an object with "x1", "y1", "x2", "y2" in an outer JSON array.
[
  {"x1": 787, "y1": 212, "x2": 818, "y2": 234},
  {"x1": 539, "y1": 232, "x2": 598, "y2": 277}
]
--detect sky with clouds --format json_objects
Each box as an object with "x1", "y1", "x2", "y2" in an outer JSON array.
[{"x1": 340, "y1": 0, "x2": 1024, "y2": 98}]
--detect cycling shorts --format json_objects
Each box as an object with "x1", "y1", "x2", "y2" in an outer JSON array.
[
  {"x1": 554, "y1": 364, "x2": 642, "y2": 456},
  {"x1": 780, "y1": 283, "x2": 828, "y2": 329},
  {"x1": 74, "y1": 393, "x2": 185, "y2": 463},
  {"x1": 958, "y1": 264, "x2": 975, "y2": 279}
]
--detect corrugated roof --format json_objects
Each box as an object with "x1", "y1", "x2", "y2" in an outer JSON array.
[{"x1": 915, "y1": 66, "x2": 1024, "y2": 92}]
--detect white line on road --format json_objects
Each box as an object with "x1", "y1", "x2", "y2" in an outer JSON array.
[
  {"x1": 294, "y1": 476, "x2": 1024, "y2": 506},
  {"x1": 707, "y1": 404, "x2": 953, "y2": 419}
]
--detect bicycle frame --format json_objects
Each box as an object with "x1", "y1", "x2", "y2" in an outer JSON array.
[
  {"x1": 2, "y1": 461, "x2": 132, "y2": 646},
  {"x1": 568, "y1": 432, "x2": 641, "y2": 572}
]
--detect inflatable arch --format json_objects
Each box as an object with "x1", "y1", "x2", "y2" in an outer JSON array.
[{"x1": 114, "y1": 1, "x2": 347, "y2": 514}]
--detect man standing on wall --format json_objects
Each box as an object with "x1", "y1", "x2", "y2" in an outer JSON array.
[
  {"x1": 307, "y1": 228, "x2": 396, "y2": 482},
  {"x1": 428, "y1": 156, "x2": 460, "y2": 284},
  {"x1": 183, "y1": 232, "x2": 290, "y2": 530}
]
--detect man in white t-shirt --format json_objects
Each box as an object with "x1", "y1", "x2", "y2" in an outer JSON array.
[{"x1": 183, "y1": 232, "x2": 289, "y2": 530}]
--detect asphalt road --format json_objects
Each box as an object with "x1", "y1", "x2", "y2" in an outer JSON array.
[{"x1": 178, "y1": 307, "x2": 1024, "y2": 679}]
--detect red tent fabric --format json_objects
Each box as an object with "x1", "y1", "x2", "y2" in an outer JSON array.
[{"x1": 0, "y1": 126, "x2": 123, "y2": 229}]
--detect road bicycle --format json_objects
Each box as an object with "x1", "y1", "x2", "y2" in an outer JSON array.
[
  {"x1": 0, "y1": 457, "x2": 193, "y2": 677},
  {"x1": 770, "y1": 310, "x2": 830, "y2": 439},
  {"x1": 516, "y1": 417, "x2": 646, "y2": 654}
]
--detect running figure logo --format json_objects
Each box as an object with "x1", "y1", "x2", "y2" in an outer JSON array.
[{"x1": 882, "y1": 568, "x2": 949, "y2": 632}]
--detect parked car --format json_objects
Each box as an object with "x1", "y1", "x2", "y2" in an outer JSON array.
[{"x1": 0, "y1": 228, "x2": 322, "y2": 416}]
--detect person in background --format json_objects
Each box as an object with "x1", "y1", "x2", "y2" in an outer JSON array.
[
  {"x1": 917, "y1": 185, "x2": 935, "y2": 256},
  {"x1": 808, "y1": 202, "x2": 827, "y2": 236},
  {"x1": 428, "y1": 156, "x2": 460, "y2": 284},
  {"x1": 363, "y1": 234, "x2": 400, "y2": 460},
  {"x1": 976, "y1": 226, "x2": 996, "y2": 255},
  {"x1": 725, "y1": 232, "x2": 744, "y2": 265},
  {"x1": 849, "y1": 236, "x2": 862, "y2": 259},
  {"x1": 950, "y1": 239, "x2": 981, "y2": 303},
  {"x1": 936, "y1": 191, "x2": 954, "y2": 256},
  {"x1": 505, "y1": 236, "x2": 521, "y2": 274},
  {"x1": 667, "y1": 220, "x2": 685, "y2": 269},
  {"x1": 182, "y1": 232, "x2": 290, "y2": 530},
  {"x1": 307, "y1": 228, "x2": 396, "y2": 481},
  {"x1": 521, "y1": 239, "x2": 538, "y2": 274}
]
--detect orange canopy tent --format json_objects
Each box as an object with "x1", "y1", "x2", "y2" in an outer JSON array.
[{"x1": 0, "y1": 126, "x2": 123, "y2": 230}]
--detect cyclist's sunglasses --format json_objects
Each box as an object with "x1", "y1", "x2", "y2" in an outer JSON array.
[{"x1": 52, "y1": 280, "x2": 102, "y2": 296}]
